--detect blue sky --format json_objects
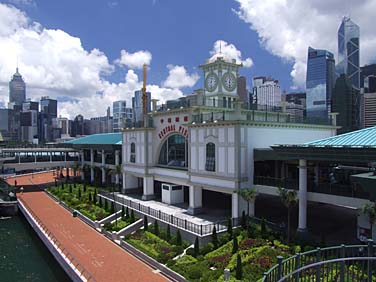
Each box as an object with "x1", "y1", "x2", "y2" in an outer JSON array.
[
  {"x1": 0, "y1": 0, "x2": 375, "y2": 118},
  {"x1": 23, "y1": 0, "x2": 293, "y2": 89}
]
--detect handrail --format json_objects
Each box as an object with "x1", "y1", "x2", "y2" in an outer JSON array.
[
  {"x1": 18, "y1": 198, "x2": 97, "y2": 282},
  {"x1": 278, "y1": 257, "x2": 376, "y2": 282},
  {"x1": 263, "y1": 241, "x2": 375, "y2": 282}
]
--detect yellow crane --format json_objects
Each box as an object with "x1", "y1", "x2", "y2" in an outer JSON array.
[{"x1": 142, "y1": 63, "x2": 147, "y2": 119}]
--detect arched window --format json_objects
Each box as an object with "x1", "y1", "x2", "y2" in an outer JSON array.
[
  {"x1": 158, "y1": 134, "x2": 188, "y2": 168},
  {"x1": 130, "y1": 143, "x2": 135, "y2": 163},
  {"x1": 205, "y1": 142, "x2": 215, "y2": 171}
]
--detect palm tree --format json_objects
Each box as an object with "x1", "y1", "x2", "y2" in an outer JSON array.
[
  {"x1": 110, "y1": 165, "x2": 122, "y2": 192},
  {"x1": 236, "y1": 187, "x2": 257, "y2": 216},
  {"x1": 361, "y1": 202, "x2": 376, "y2": 239},
  {"x1": 278, "y1": 187, "x2": 298, "y2": 243},
  {"x1": 71, "y1": 163, "x2": 81, "y2": 183}
]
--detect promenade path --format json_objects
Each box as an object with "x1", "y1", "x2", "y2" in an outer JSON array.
[
  {"x1": 6, "y1": 169, "x2": 72, "y2": 186},
  {"x1": 18, "y1": 192, "x2": 168, "y2": 282}
]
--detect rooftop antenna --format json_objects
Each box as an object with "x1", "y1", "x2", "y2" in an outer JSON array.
[
  {"x1": 16, "y1": 56, "x2": 19, "y2": 72},
  {"x1": 219, "y1": 40, "x2": 222, "y2": 54}
]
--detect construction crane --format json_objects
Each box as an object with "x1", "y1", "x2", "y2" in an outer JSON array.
[{"x1": 142, "y1": 63, "x2": 147, "y2": 120}]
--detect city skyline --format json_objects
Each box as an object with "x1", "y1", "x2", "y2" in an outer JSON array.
[{"x1": 0, "y1": 1, "x2": 375, "y2": 119}]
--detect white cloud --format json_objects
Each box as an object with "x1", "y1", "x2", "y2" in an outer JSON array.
[
  {"x1": 209, "y1": 40, "x2": 254, "y2": 67},
  {"x1": 115, "y1": 49, "x2": 152, "y2": 69},
  {"x1": 162, "y1": 65, "x2": 199, "y2": 89},
  {"x1": 7, "y1": 0, "x2": 36, "y2": 7},
  {"x1": 0, "y1": 3, "x2": 183, "y2": 119},
  {"x1": 234, "y1": 0, "x2": 376, "y2": 88}
]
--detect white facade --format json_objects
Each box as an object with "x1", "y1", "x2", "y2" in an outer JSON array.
[{"x1": 253, "y1": 77, "x2": 281, "y2": 108}]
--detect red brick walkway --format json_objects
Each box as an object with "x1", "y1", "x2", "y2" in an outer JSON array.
[
  {"x1": 6, "y1": 169, "x2": 73, "y2": 186},
  {"x1": 18, "y1": 192, "x2": 168, "y2": 282}
]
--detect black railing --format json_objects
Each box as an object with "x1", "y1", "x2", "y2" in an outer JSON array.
[
  {"x1": 254, "y1": 176, "x2": 298, "y2": 190},
  {"x1": 263, "y1": 241, "x2": 376, "y2": 282},
  {"x1": 99, "y1": 193, "x2": 239, "y2": 236}
]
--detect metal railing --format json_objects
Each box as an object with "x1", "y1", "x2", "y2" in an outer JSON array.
[
  {"x1": 263, "y1": 241, "x2": 376, "y2": 282},
  {"x1": 18, "y1": 198, "x2": 96, "y2": 282},
  {"x1": 99, "y1": 193, "x2": 238, "y2": 236}
]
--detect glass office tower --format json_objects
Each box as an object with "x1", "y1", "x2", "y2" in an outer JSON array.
[
  {"x1": 337, "y1": 16, "x2": 360, "y2": 89},
  {"x1": 9, "y1": 68, "x2": 26, "y2": 107},
  {"x1": 306, "y1": 47, "x2": 335, "y2": 119}
]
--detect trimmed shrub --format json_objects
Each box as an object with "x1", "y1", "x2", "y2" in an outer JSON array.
[
  {"x1": 232, "y1": 236, "x2": 238, "y2": 254},
  {"x1": 235, "y1": 254, "x2": 242, "y2": 280},
  {"x1": 83, "y1": 184, "x2": 87, "y2": 192},
  {"x1": 166, "y1": 224, "x2": 171, "y2": 242},
  {"x1": 99, "y1": 196, "x2": 102, "y2": 207},
  {"x1": 130, "y1": 209, "x2": 135, "y2": 223},
  {"x1": 69, "y1": 184, "x2": 72, "y2": 193},
  {"x1": 78, "y1": 187, "x2": 81, "y2": 199},
  {"x1": 125, "y1": 206, "x2": 129, "y2": 219},
  {"x1": 194, "y1": 236, "x2": 199, "y2": 257},
  {"x1": 104, "y1": 199, "x2": 108, "y2": 211},
  {"x1": 111, "y1": 201, "x2": 115, "y2": 214},
  {"x1": 176, "y1": 230, "x2": 182, "y2": 246},
  {"x1": 154, "y1": 220, "x2": 159, "y2": 236},
  {"x1": 227, "y1": 218, "x2": 233, "y2": 239},
  {"x1": 121, "y1": 206, "x2": 125, "y2": 218},
  {"x1": 241, "y1": 210, "x2": 246, "y2": 229},
  {"x1": 144, "y1": 215, "x2": 148, "y2": 231},
  {"x1": 212, "y1": 226, "x2": 218, "y2": 249}
]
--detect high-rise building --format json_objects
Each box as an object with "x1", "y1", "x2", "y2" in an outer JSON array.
[
  {"x1": 9, "y1": 68, "x2": 26, "y2": 108},
  {"x1": 71, "y1": 114, "x2": 84, "y2": 137},
  {"x1": 306, "y1": 47, "x2": 335, "y2": 119},
  {"x1": 237, "y1": 76, "x2": 248, "y2": 104},
  {"x1": 132, "y1": 90, "x2": 151, "y2": 124},
  {"x1": 252, "y1": 76, "x2": 281, "y2": 110},
  {"x1": 86, "y1": 107, "x2": 113, "y2": 134},
  {"x1": 337, "y1": 17, "x2": 360, "y2": 89},
  {"x1": 20, "y1": 100, "x2": 39, "y2": 143},
  {"x1": 332, "y1": 74, "x2": 360, "y2": 134},
  {"x1": 113, "y1": 100, "x2": 133, "y2": 132},
  {"x1": 39, "y1": 96, "x2": 58, "y2": 143}
]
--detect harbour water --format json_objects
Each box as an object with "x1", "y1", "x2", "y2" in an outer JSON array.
[{"x1": 0, "y1": 214, "x2": 71, "y2": 282}]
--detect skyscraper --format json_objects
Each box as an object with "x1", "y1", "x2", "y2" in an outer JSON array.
[
  {"x1": 252, "y1": 76, "x2": 281, "y2": 110},
  {"x1": 9, "y1": 67, "x2": 26, "y2": 108},
  {"x1": 132, "y1": 90, "x2": 151, "y2": 124},
  {"x1": 306, "y1": 47, "x2": 335, "y2": 119},
  {"x1": 113, "y1": 100, "x2": 133, "y2": 132},
  {"x1": 337, "y1": 17, "x2": 360, "y2": 89}
]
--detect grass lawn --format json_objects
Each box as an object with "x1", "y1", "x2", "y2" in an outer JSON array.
[{"x1": 47, "y1": 183, "x2": 111, "y2": 221}]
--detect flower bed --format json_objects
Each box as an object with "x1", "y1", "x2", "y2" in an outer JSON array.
[
  {"x1": 124, "y1": 224, "x2": 188, "y2": 264},
  {"x1": 47, "y1": 184, "x2": 110, "y2": 221},
  {"x1": 170, "y1": 225, "x2": 298, "y2": 282}
]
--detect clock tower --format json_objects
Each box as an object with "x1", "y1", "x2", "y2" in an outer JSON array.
[{"x1": 199, "y1": 55, "x2": 242, "y2": 108}]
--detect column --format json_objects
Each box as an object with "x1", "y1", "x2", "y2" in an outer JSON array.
[
  {"x1": 122, "y1": 172, "x2": 126, "y2": 193},
  {"x1": 187, "y1": 186, "x2": 202, "y2": 215},
  {"x1": 90, "y1": 149, "x2": 94, "y2": 183},
  {"x1": 34, "y1": 152, "x2": 37, "y2": 163},
  {"x1": 101, "y1": 149, "x2": 105, "y2": 184},
  {"x1": 314, "y1": 164, "x2": 319, "y2": 188},
  {"x1": 298, "y1": 159, "x2": 307, "y2": 232},
  {"x1": 142, "y1": 176, "x2": 155, "y2": 200},
  {"x1": 232, "y1": 192, "x2": 239, "y2": 219},
  {"x1": 81, "y1": 150, "x2": 85, "y2": 181},
  {"x1": 115, "y1": 150, "x2": 120, "y2": 185},
  {"x1": 50, "y1": 152, "x2": 52, "y2": 163}
]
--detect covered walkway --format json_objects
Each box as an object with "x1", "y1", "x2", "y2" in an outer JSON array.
[{"x1": 18, "y1": 192, "x2": 168, "y2": 282}]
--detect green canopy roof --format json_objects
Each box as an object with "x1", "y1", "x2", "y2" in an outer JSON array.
[
  {"x1": 65, "y1": 133, "x2": 122, "y2": 145},
  {"x1": 305, "y1": 126, "x2": 376, "y2": 148}
]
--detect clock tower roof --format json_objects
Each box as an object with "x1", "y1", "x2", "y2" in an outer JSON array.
[{"x1": 199, "y1": 55, "x2": 242, "y2": 70}]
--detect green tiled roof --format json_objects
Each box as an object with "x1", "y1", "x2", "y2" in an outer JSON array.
[
  {"x1": 305, "y1": 126, "x2": 376, "y2": 148},
  {"x1": 65, "y1": 133, "x2": 122, "y2": 145}
]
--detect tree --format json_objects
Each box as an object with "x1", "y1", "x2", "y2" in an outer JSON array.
[
  {"x1": 232, "y1": 236, "x2": 238, "y2": 254},
  {"x1": 212, "y1": 226, "x2": 218, "y2": 248},
  {"x1": 144, "y1": 215, "x2": 148, "y2": 230},
  {"x1": 227, "y1": 218, "x2": 233, "y2": 239},
  {"x1": 166, "y1": 224, "x2": 171, "y2": 241},
  {"x1": 71, "y1": 163, "x2": 81, "y2": 183},
  {"x1": 194, "y1": 236, "x2": 199, "y2": 257},
  {"x1": 99, "y1": 196, "x2": 102, "y2": 207},
  {"x1": 236, "y1": 187, "x2": 257, "y2": 216},
  {"x1": 176, "y1": 230, "x2": 182, "y2": 246},
  {"x1": 235, "y1": 254, "x2": 242, "y2": 280},
  {"x1": 361, "y1": 202, "x2": 376, "y2": 238},
  {"x1": 278, "y1": 187, "x2": 298, "y2": 243},
  {"x1": 154, "y1": 220, "x2": 159, "y2": 236}
]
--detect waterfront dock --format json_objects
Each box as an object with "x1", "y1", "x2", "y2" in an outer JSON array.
[{"x1": 18, "y1": 191, "x2": 168, "y2": 282}]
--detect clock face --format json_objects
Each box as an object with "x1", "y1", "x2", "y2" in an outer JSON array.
[
  {"x1": 222, "y1": 72, "x2": 237, "y2": 92},
  {"x1": 205, "y1": 73, "x2": 218, "y2": 92}
]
